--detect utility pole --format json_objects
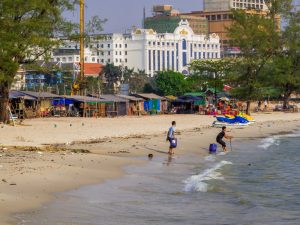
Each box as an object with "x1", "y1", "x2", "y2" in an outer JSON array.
[{"x1": 80, "y1": 0, "x2": 85, "y2": 95}]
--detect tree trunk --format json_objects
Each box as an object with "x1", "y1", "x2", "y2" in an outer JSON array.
[
  {"x1": 283, "y1": 92, "x2": 291, "y2": 110},
  {"x1": 0, "y1": 81, "x2": 10, "y2": 123},
  {"x1": 246, "y1": 100, "x2": 251, "y2": 115}
]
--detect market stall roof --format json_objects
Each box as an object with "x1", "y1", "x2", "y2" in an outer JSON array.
[
  {"x1": 134, "y1": 93, "x2": 166, "y2": 100},
  {"x1": 99, "y1": 94, "x2": 129, "y2": 103},
  {"x1": 116, "y1": 94, "x2": 144, "y2": 102},
  {"x1": 19, "y1": 91, "x2": 60, "y2": 98},
  {"x1": 9, "y1": 90, "x2": 37, "y2": 100},
  {"x1": 66, "y1": 95, "x2": 112, "y2": 104},
  {"x1": 165, "y1": 95, "x2": 177, "y2": 101},
  {"x1": 184, "y1": 92, "x2": 206, "y2": 97}
]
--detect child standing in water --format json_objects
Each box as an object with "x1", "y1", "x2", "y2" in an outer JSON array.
[{"x1": 167, "y1": 121, "x2": 177, "y2": 155}]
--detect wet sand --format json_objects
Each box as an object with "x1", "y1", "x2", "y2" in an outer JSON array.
[{"x1": 0, "y1": 113, "x2": 300, "y2": 224}]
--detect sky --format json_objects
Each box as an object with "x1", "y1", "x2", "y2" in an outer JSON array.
[
  {"x1": 66, "y1": 0, "x2": 204, "y2": 33},
  {"x1": 65, "y1": 0, "x2": 300, "y2": 33}
]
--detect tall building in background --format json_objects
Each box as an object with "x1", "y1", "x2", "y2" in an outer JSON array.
[
  {"x1": 144, "y1": 5, "x2": 208, "y2": 35},
  {"x1": 185, "y1": 0, "x2": 276, "y2": 57},
  {"x1": 204, "y1": 0, "x2": 268, "y2": 11}
]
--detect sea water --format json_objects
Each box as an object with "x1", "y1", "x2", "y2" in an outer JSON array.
[{"x1": 18, "y1": 133, "x2": 300, "y2": 225}]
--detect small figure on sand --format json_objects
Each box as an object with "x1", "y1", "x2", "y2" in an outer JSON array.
[
  {"x1": 167, "y1": 121, "x2": 177, "y2": 155},
  {"x1": 216, "y1": 126, "x2": 233, "y2": 152}
]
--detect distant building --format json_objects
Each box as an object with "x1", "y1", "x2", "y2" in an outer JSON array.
[
  {"x1": 204, "y1": 0, "x2": 268, "y2": 11},
  {"x1": 55, "y1": 20, "x2": 220, "y2": 76},
  {"x1": 144, "y1": 5, "x2": 208, "y2": 35}
]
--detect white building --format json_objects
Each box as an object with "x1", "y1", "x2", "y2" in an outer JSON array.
[
  {"x1": 51, "y1": 20, "x2": 221, "y2": 76},
  {"x1": 204, "y1": 0, "x2": 268, "y2": 11}
]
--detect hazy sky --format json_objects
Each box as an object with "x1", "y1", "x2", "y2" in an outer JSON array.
[
  {"x1": 67, "y1": 0, "x2": 204, "y2": 33},
  {"x1": 66, "y1": 0, "x2": 300, "y2": 33}
]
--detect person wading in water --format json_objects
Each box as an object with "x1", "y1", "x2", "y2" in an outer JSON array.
[{"x1": 216, "y1": 126, "x2": 233, "y2": 152}]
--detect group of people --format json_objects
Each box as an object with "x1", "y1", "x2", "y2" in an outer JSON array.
[{"x1": 166, "y1": 121, "x2": 233, "y2": 155}]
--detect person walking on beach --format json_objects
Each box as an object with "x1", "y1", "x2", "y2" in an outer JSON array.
[
  {"x1": 216, "y1": 126, "x2": 233, "y2": 152},
  {"x1": 167, "y1": 121, "x2": 177, "y2": 155}
]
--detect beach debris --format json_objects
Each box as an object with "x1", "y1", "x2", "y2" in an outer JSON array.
[
  {"x1": 54, "y1": 124, "x2": 57, "y2": 128},
  {"x1": 70, "y1": 149, "x2": 90, "y2": 154},
  {"x1": 82, "y1": 123, "x2": 84, "y2": 126},
  {"x1": 37, "y1": 151, "x2": 43, "y2": 155},
  {"x1": 148, "y1": 154, "x2": 153, "y2": 159},
  {"x1": 3, "y1": 147, "x2": 8, "y2": 151},
  {"x1": 9, "y1": 182, "x2": 16, "y2": 185},
  {"x1": 0, "y1": 165, "x2": 3, "y2": 168},
  {"x1": 70, "y1": 124, "x2": 72, "y2": 127},
  {"x1": 2, "y1": 179, "x2": 7, "y2": 183}
]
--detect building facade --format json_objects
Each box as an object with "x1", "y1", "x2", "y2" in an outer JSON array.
[
  {"x1": 144, "y1": 5, "x2": 208, "y2": 35},
  {"x1": 51, "y1": 21, "x2": 220, "y2": 76},
  {"x1": 204, "y1": 0, "x2": 268, "y2": 11}
]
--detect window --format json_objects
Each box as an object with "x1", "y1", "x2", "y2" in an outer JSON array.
[
  {"x1": 182, "y1": 39, "x2": 187, "y2": 50},
  {"x1": 108, "y1": 59, "x2": 111, "y2": 63},
  {"x1": 62, "y1": 57, "x2": 66, "y2": 62},
  {"x1": 125, "y1": 51, "x2": 127, "y2": 55},
  {"x1": 84, "y1": 57, "x2": 87, "y2": 61},
  {"x1": 108, "y1": 44, "x2": 111, "y2": 48},
  {"x1": 119, "y1": 44, "x2": 122, "y2": 48},
  {"x1": 76, "y1": 57, "x2": 79, "y2": 61},
  {"x1": 101, "y1": 59, "x2": 104, "y2": 63},
  {"x1": 101, "y1": 44, "x2": 104, "y2": 48},
  {"x1": 119, "y1": 51, "x2": 122, "y2": 55},
  {"x1": 217, "y1": 15, "x2": 221, "y2": 20},
  {"x1": 211, "y1": 15, "x2": 216, "y2": 20},
  {"x1": 115, "y1": 44, "x2": 118, "y2": 48},
  {"x1": 125, "y1": 58, "x2": 127, "y2": 63},
  {"x1": 125, "y1": 44, "x2": 127, "y2": 48},
  {"x1": 92, "y1": 57, "x2": 95, "y2": 62},
  {"x1": 57, "y1": 58, "x2": 60, "y2": 62},
  {"x1": 101, "y1": 52, "x2": 104, "y2": 56},
  {"x1": 115, "y1": 51, "x2": 118, "y2": 55},
  {"x1": 116, "y1": 59, "x2": 118, "y2": 63},
  {"x1": 108, "y1": 51, "x2": 111, "y2": 55},
  {"x1": 148, "y1": 50, "x2": 151, "y2": 71},
  {"x1": 68, "y1": 57, "x2": 72, "y2": 61}
]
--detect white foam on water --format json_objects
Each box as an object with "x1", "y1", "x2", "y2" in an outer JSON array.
[
  {"x1": 258, "y1": 136, "x2": 280, "y2": 149},
  {"x1": 204, "y1": 155, "x2": 216, "y2": 162},
  {"x1": 183, "y1": 160, "x2": 233, "y2": 193}
]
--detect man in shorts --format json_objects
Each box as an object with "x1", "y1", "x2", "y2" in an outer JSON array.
[
  {"x1": 216, "y1": 126, "x2": 232, "y2": 152},
  {"x1": 167, "y1": 121, "x2": 176, "y2": 155}
]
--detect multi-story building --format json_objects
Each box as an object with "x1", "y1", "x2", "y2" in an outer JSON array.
[
  {"x1": 204, "y1": 0, "x2": 268, "y2": 11},
  {"x1": 183, "y1": 0, "x2": 278, "y2": 57},
  {"x1": 144, "y1": 5, "x2": 208, "y2": 35},
  {"x1": 51, "y1": 20, "x2": 220, "y2": 76}
]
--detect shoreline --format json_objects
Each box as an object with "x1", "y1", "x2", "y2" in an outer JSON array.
[{"x1": 0, "y1": 113, "x2": 300, "y2": 224}]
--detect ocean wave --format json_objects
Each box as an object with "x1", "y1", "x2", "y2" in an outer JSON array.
[
  {"x1": 258, "y1": 136, "x2": 280, "y2": 149},
  {"x1": 183, "y1": 161, "x2": 233, "y2": 193}
]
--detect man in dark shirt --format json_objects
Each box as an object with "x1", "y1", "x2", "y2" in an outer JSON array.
[{"x1": 216, "y1": 126, "x2": 232, "y2": 152}]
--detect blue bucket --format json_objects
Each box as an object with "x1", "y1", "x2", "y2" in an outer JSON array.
[{"x1": 209, "y1": 144, "x2": 217, "y2": 154}]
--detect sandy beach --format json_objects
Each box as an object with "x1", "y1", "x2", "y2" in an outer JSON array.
[{"x1": 1, "y1": 112, "x2": 300, "y2": 225}]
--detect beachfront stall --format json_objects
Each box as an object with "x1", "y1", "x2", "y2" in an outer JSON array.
[
  {"x1": 18, "y1": 91, "x2": 60, "y2": 117},
  {"x1": 65, "y1": 95, "x2": 112, "y2": 117},
  {"x1": 99, "y1": 95, "x2": 129, "y2": 117},
  {"x1": 171, "y1": 95, "x2": 205, "y2": 114},
  {"x1": 116, "y1": 95, "x2": 145, "y2": 116},
  {"x1": 9, "y1": 90, "x2": 37, "y2": 119},
  {"x1": 134, "y1": 93, "x2": 167, "y2": 114}
]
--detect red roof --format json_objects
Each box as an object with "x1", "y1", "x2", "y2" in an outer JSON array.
[{"x1": 76, "y1": 63, "x2": 104, "y2": 77}]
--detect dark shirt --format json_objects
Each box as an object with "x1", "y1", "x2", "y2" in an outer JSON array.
[{"x1": 216, "y1": 131, "x2": 225, "y2": 141}]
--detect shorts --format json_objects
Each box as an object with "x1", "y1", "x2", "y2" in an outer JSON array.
[
  {"x1": 217, "y1": 139, "x2": 226, "y2": 148},
  {"x1": 168, "y1": 137, "x2": 177, "y2": 148}
]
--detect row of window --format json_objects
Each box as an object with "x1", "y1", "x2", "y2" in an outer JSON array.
[
  {"x1": 95, "y1": 43, "x2": 128, "y2": 49},
  {"x1": 148, "y1": 41, "x2": 219, "y2": 49},
  {"x1": 233, "y1": 3, "x2": 264, "y2": 9},
  {"x1": 147, "y1": 50, "x2": 219, "y2": 71},
  {"x1": 233, "y1": 0, "x2": 264, "y2": 3}
]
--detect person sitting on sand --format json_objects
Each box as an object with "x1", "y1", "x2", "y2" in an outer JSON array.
[
  {"x1": 167, "y1": 121, "x2": 177, "y2": 155},
  {"x1": 216, "y1": 126, "x2": 233, "y2": 152}
]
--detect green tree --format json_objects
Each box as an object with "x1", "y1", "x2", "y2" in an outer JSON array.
[
  {"x1": 263, "y1": 8, "x2": 300, "y2": 109},
  {"x1": 227, "y1": 8, "x2": 281, "y2": 114},
  {"x1": 190, "y1": 59, "x2": 234, "y2": 102},
  {"x1": 155, "y1": 71, "x2": 188, "y2": 96},
  {"x1": 0, "y1": 0, "x2": 78, "y2": 122},
  {"x1": 128, "y1": 70, "x2": 149, "y2": 93},
  {"x1": 101, "y1": 63, "x2": 122, "y2": 94}
]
